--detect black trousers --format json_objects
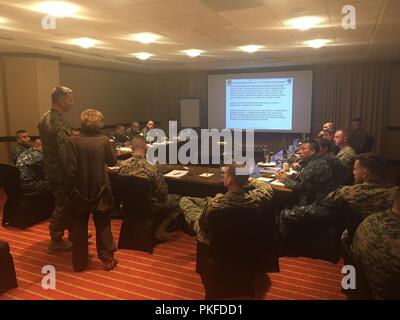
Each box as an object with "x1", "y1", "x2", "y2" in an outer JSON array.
[{"x1": 70, "y1": 211, "x2": 116, "y2": 272}]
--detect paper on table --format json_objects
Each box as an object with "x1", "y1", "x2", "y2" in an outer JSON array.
[
  {"x1": 271, "y1": 180, "x2": 285, "y2": 186},
  {"x1": 117, "y1": 147, "x2": 132, "y2": 152},
  {"x1": 164, "y1": 170, "x2": 188, "y2": 178},
  {"x1": 108, "y1": 166, "x2": 120, "y2": 170},
  {"x1": 257, "y1": 162, "x2": 277, "y2": 167},
  {"x1": 256, "y1": 177, "x2": 274, "y2": 183},
  {"x1": 199, "y1": 173, "x2": 214, "y2": 177}
]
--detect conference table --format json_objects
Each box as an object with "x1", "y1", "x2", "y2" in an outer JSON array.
[{"x1": 110, "y1": 148, "x2": 296, "y2": 217}]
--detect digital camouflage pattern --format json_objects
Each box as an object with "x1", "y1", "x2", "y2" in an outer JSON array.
[
  {"x1": 336, "y1": 145, "x2": 356, "y2": 171},
  {"x1": 119, "y1": 155, "x2": 181, "y2": 218},
  {"x1": 351, "y1": 209, "x2": 400, "y2": 299},
  {"x1": 38, "y1": 108, "x2": 72, "y2": 240},
  {"x1": 284, "y1": 153, "x2": 332, "y2": 205},
  {"x1": 16, "y1": 148, "x2": 49, "y2": 193},
  {"x1": 180, "y1": 179, "x2": 273, "y2": 244}
]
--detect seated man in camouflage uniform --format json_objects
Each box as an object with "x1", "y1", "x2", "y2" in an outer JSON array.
[
  {"x1": 276, "y1": 140, "x2": 335, "y2": 257},
  {"x1": 16, "y1": 139, "x2": 50, "y2": 194},
  {"x1": 334, "y1": 130, "x2": 356, "y2": 183},
  {"x1": 179, "y1": 163, "x2": 273, "y2": 245},
  {"x1": 126, "y1": 121, "x2": 142, "y2": 140},
  {"x1": 350, "y1": 118, "x2": 373, "y2": 154},
  {"x1": 110, "y1": 124, "x2": 129, "y2": 146},
  {"x1": 276, "y1": 140, "x2": 332, "y2": 206},
  {"x1": 12, "y1": 130, "x2": 32, "y2": 164},
  {"x1": 351, "y1": 189, "x2": 400, "y2": 299},
  {"x1": 119, "y1": 135, "x2": 181, "y2": 241},
  {"x1": 326, "y1": 153, "x2": 398, "y2": 241}
]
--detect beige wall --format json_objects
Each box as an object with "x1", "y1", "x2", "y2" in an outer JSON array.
[
  {"x1": 0, "y1": 59, "x2": 9, "y2": 163},
  {"x1": 59, "y1": 64, "x2": 142, "y2": 127},
  {"x1": 37, "y1": 58, "x2": 60, "y2": 116}
]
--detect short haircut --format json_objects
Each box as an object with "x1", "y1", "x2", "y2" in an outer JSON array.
[
  {"x1": 318, "y1": 138, "x2": 331, "y2": 150},
  {"x1": 147, "y1": 120, "x2": 154, "y2": 124},
  {"x1": 131, "y1": 121, "x2": 139, "y2": 126},
  {"x1": 15, "y1": 130, "x2": 27, "y2": 138},
  {"x1": 353, "y1": 118, "x2": 362, "y2": 123},
  {"x1": 115, "y1": 123, "x2": 125, "y2": 130},
  {"x1": 132, "y1": 135, "x2": 146, "y2": 150},
  {"x1": 336, "y1": 129, "x2": 348, "y2": 138},
  {"x1": 356, "y1": 153, "x2": 385, "y2": 180},
  {"x1": 225, "y1": 163, "x2": 249, "y2": 187},
  {"x1": 302, "y1": 139, "x2": 320, "y2": 154},
  {"x1": 80, "y1": 109, "x2": 104, "y2": 130},
  {"x1": 51, "y1": 86, "x2": 72, "y2": 105}
]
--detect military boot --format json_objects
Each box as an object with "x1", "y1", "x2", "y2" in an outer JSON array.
[
  {"x1": 48, "y1": 239, "x2": 73, "y2": 254},
  {"x1": 155, "y1": 217, "x2": 174, "y2": 241}
]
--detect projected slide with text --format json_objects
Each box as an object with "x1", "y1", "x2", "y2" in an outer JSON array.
[{"x1": 226, "y1": 78, "x2": 293, "y2": 130}]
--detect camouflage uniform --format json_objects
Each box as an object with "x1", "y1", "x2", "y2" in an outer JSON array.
[
  {"x1": 126, "y1": 128, "x2": 141, "y2": 140},
  {"x1": 16, "y1": 148, "x2": 49, "y2": 193},
  {"x1": 110, "y1": 133, "x2": 129, "y2": 146},
  {"x1": 179, "y1": 179, "x2": 273, "y2": 244},
  {"x1": 142, "y1": 127, "x2": 150, "y2": 140},
  {"x1": 284, "y1": 153, "x2": 332, "y2": 205},
  {"x1": 38, "y1": 108, "x2": 72, "y2": 240},
  {"x1": 119, "y1": 155, "x2": 181, "y2": 218},
  {"x1": 351, "y1": 209, "x2": 400, "y2": 299},
  {"x1": 336, "y1": 145, "x2": 356, "y2": 171},
  {"x1": 322, "y1": 152, "x2": 349, "y2": 189},
  {"x1": 325, "y1": 182, "x2": 398, "y2": 218},
  {"x1": 350, "y1": 128, "x2": 372, "y2": 154},
  {"x1": 12, "y1": 144, "x2": 31, "y2": 164}
]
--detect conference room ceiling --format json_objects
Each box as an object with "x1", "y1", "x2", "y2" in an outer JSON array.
[{"x1": 0, "y1": 0, "x2": 399, "y2": 73}]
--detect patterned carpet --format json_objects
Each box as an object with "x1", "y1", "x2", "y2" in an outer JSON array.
[{"x1": 0, "y1": 189, "x2": 347, "y2": 300}]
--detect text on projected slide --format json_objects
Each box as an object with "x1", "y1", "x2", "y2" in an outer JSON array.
[{"x1": 226, "y1": 78, "x2": 293, "y2": 130}]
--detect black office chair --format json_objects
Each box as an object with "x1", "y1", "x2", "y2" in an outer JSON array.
[
  {"x1": 116, "y1": 175, "x2": 164, "y2": 254},
  {"x1": 196, "y1": 206, "x2": 280, "y2": 300},
  {"x1": 0, "y1": 240, "x2": 18, "y2": 295},
  {"x1": 0, "y1": 163, "x2": 53, "y2": 228}
]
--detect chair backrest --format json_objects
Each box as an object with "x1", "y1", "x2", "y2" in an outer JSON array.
[
  {"x1": 207, "y1": 206, "x2": 278, "y2": 271},
  {"x1": 115, "y1": 175, "x2": 151, "y2": 215},
  {"x1": 0, "y1": 164, "x2": 22, "y2": 200}
]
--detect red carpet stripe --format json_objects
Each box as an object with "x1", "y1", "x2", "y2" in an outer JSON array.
[{"x1": 0, "y1": 189, "x2": 347, "y2": 300}]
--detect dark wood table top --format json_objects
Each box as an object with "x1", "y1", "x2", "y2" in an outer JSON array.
[{"x1": 159, "y1": 164, "x2": 292, "y2": 193}]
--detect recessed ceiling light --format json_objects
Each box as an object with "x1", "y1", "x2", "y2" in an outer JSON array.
[
  {"x1": 131, "y1": 32, "x2": 160, "y2": 44},
  {"x1": 239, "y1": 45, "x2": 263, "y2": 53},
  {"x1": 0, "y1": 16, "x2": 6, "y2": 23},
  {"x1": 304, "y1": 39, "x2": 330, "y2": 49},
  {"x1": 134, "y1": 52, "x2": 153, "y2": 60},
  {"x1": 182, "y1": 49, "x2": 204, "y2": 57},
  {"x1": 36, "y1": 1, "x2": 79, "y2": 18},
  {"x1": 287, "y1": 16, "x2": 322, "y2": 31},
  {"x1": 71, "y1": 37, "x2": 97, "y2": 49}
]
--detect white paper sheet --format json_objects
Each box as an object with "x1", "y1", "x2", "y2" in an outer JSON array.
[
  {"x1": 164, "y1": 170, "x2": 189, "y2": 178},
  {"x1": 199, "y1": 173, "x2": 214, "y2": 177}
]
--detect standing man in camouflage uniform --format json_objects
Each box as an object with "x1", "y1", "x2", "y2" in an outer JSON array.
[
  {"x1": 119, "y1": 135, "x2": 181, "y2": 240},
  {"x1": 179, "y1": 163, "x2": 273, "y2": 245},
  {"x1": 350, "y1": 118, "x2": 373, "y2": 154},
  {"x1": 351, "y1": 189, "x2": 400, "y2": 299},
  {"x1": 38, "y1": 86, "x2": 74, "y2": 252}
]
